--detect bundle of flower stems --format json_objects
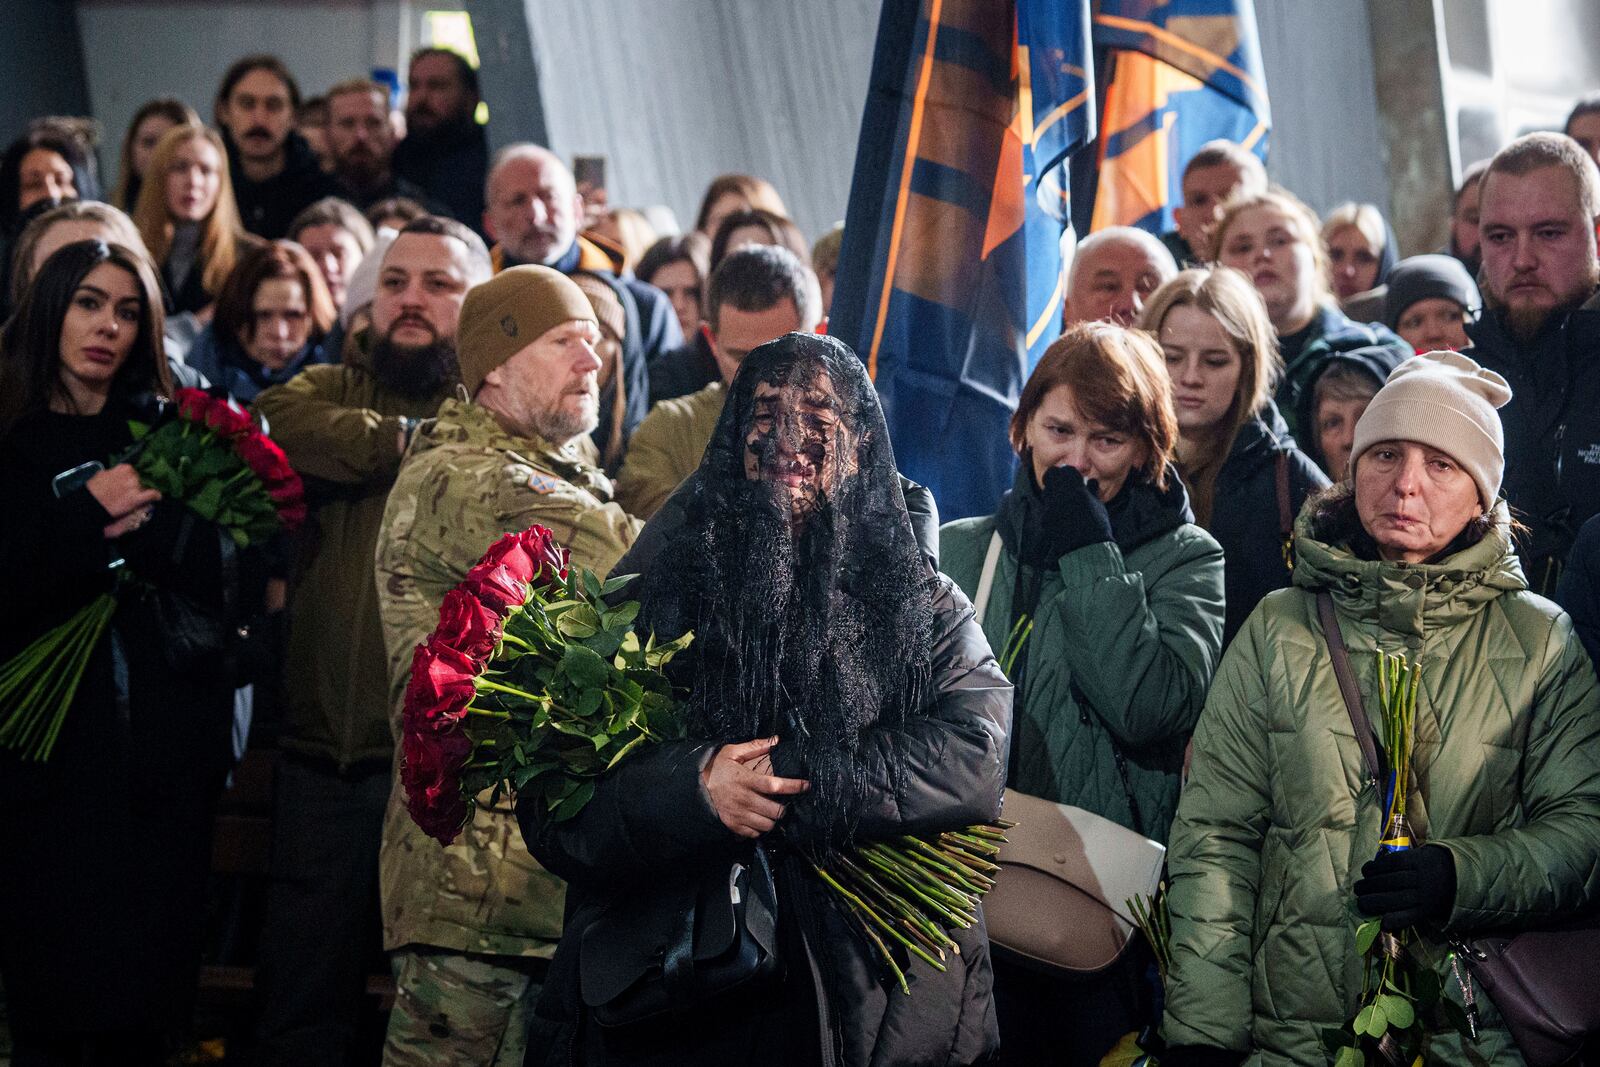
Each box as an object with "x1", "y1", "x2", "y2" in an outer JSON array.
[{"x1": 811, "y1": 823, "x2": 1013, "y2": 994}]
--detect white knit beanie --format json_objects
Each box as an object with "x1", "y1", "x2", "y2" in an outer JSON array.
[{"x1": 1349, "y1": 350, "x2": 1512, "y2": 507}]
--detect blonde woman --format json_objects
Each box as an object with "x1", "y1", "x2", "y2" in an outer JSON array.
[
  {"x1": 1321, "y1": 201, "x2": 1395, "y2": 306},
  {"x1": 1141, "y1": 267, "x2": 1328, "y2": 646},
  {"x1": 133, "y1": 125, "x2": 251, "y2": 316},
  {"x1": 1212, "y1": 188, "x2": 1409, "y2": 440}
]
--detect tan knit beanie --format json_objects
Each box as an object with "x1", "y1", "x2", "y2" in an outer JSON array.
[
  {"x1": 457, "y1": 265, "x2": 597, "y2": 395},
  {"x1": 1349, "y1": 350, "x2": 1513, "y2": 507}
]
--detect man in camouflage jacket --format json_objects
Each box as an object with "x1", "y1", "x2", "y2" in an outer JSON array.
[{"x1": 373, "y1": 265, "x2": 642, "y2": 1065}]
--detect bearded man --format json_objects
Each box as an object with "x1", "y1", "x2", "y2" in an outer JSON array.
[
  {"x1": 1466, "y1": 131, "x2": 1600, "y2": 591},
  {"x1": 251, "y1": 214, "x2": 490, "y2": 1065},
  {"x1": 518, "y1": 332, "x2": 1010, "y2": 1066}
]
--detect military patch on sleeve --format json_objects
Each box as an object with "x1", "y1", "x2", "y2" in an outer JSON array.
[{"x1": 526, "y1": 472, "x2": 563, "y2": 494}]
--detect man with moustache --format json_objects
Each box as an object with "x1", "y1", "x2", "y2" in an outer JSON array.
[
  {"x1": 324, "y1": 79, "x2": 436, "y2": 213},
  {"x1": 250, "y1": 215, "x2": 491, "y2": 1065},
  {"x1": 373, "y1": 266, "x2": 641, "y2": 1066},
  {"x1": 1465, "y1": 131, "x2": 1600, "y2": 592},
  {"x1": 214, "y1": 54, "x2": 340, "y2": 239}
]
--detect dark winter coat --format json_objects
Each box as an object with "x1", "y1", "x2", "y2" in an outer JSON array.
[
  {"x1": 225, "y1": 129, "x2": 342, "y2": 240},
  {"x1": 941, "y1": 468, "x2": 1225, "y2": 844},
  {"x1": 392, "y1": 117, "x2": 489, "y2": 235},
  {"x1": 1203, "y1": 404, "x2": 1329, "y2": 646},
  {"x1": 1465, "y1": 290, "x2": 1600, "y2": 594},
  {"x1": 518, "y1": 516, "x2": 1008, "y2": 1067},
  {"x1": 0, "y1": 404, "x2": 247, "y2": 1033},
  {"x1": 1276, "y1": 304, "x2": 1411, "y2": 441},
  {"x1": 646, "y1": 330, "x2": 719, "y2": 406},
  {"x1": 1555, "y1": 512, "x2": 1600, "y2": 671}
]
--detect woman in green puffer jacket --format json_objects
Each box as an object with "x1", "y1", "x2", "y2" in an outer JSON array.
[
  {"x1": 942, "y1": 323, "x2": 1226, "y2": 1066},
  {"x1": 1162, "y1": 351, "x2": 1600, "y2": 1067}
]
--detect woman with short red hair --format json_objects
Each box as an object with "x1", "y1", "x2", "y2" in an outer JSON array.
[{"x1": 941, "y1": 322, "x2": 1226, "y2": 1063}]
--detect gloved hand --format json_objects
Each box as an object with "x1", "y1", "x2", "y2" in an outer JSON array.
[
  {"x1": 1354, "y1": 844, "x2": 1457, "y2": 931},
  {"x1": 1040, "y1": 464, "x2": 1114, "y2": 557},
  {"x1": 1160, "y1": 1045, "x2": 1247, "y2": 1067}
]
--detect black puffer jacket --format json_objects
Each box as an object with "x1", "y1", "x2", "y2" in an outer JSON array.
[
  {"x1": 1206, "y1": 403, "x2": 1329, "y2": 646},
  {"x1": 1466, "y1": 291, "x2": 1600, "y2": 594},
  {"x1": 517, "y1": 545, "x2": 1009, "y2": 1066}
]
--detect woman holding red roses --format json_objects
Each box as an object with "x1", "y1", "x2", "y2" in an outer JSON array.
[{"x1": 0, "y1": 239, "x2": 267, "y2": 1065}]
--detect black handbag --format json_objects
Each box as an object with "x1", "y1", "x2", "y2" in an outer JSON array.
[
  {"x1": 579, "y1": 844, "x2": 781, "y2": 1027},
  {"x1": 1318, "y1": 591, "x2": 1600, "y2": 1066}
]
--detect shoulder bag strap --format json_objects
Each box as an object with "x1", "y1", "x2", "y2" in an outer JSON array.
[
  {"x1": 973, "y1": 530, "x2": 1004, "y2": 620},
  {"x1": 1316, "y1": 590, "x2": 1380, "y2": 790},
  {"x1": 1275, "y1": 452, "x2": 1293, "y2": 537},
  {"x1": 1276, "y1": 452, "x2": 1296, "y2": 571}
]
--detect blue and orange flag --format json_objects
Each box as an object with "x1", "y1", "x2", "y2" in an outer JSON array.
[
  {"x1": 1089, "y1": 0, "x2": 1270, "y2": 234},
  {"x1": 830, "y1": 0, "x2": 1094, "y2": 521}
]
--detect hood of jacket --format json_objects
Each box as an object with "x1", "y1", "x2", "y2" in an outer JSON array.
[
  {"x1": 996, "y1": 461, "x2": 1194, "y2": 564},
  {"x1": 1292, "y1": 344, "x2": 1409, "y2": 453},
  {"x1": 1223, "y1": 400, "x2": 1299, "y2": 475},
  {"x1": 1292, "y1": 489, "x2": 1525, "y2": 637}
]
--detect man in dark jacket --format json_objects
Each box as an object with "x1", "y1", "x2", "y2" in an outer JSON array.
[
  {"x1": 1160, "y1": 140, "x2": 1268, "y2": 267},
  {"x1": 249, "y1": 216, "x2": 491, "y2": 1065},
  {"x1": 484, "y1": 144, "x2": 682, "y2": 458},
  {"x1": 394, "y1": 47, "x2": 489, "y2": 233},
  {"x1": 325, "y1": 79, "x2": 437, "y2": 213},
  {"x1": 214, "y1": 55, "x2": 341, "y2": 239},
  {"x1": 519, "y1": 333, "x2": 1008, "y2": 1066},
  {"x1": 1466, "y1": 131, "x2": 1600, "y2": 593}
]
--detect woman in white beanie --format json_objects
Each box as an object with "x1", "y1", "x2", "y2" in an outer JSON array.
[{"x1": 1159, "y1": 350, "x2": 1600, "y2": 1066}]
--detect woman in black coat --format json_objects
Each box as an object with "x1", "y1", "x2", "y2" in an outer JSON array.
[
  {"x1": 1141, "y1": 267, "x2": 1328, "y2": 647},
  {"x1": 0, "y1": 240, "x2": 251, "y2": 1065},
  {"x1": 518, "y1": 334, "x2": 1010, "y2": 1067}
]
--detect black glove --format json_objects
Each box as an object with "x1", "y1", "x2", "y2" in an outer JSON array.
[
  {"x1": 1354, "y1": 845, "x2": 1457, "y2": 931},
  {"x1": 1040, "y1": 464, "x2": 1114, "y2": 557},
  {"x1": 1160, "y1": 1046, "x2": 1247, "y2": 1067}
]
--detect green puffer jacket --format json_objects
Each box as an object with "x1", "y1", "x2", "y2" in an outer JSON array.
[
  {"x1": 1163, "y1": 493, "x2": 1600, "y2": 1064},
  {"x1": 941, "y1": 469, "x2": 1225, "y2": 841}
]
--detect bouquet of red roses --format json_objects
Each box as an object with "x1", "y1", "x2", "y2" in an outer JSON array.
[
  {"x1": 403, "y1": 524, "x2": 1011, "y2": 996},
  {"x1": 400, "y1": 524, "x2": 691, "y2": 843},
  {"x1": 0, "y1": 388, "x2": 306, "y2": 760}
]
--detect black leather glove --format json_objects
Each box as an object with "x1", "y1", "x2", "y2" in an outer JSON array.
[
  {"x1": 1354, "y1": 845, "x2": 1457, "y2": 931},
  {"x1": 1160, "y1": 1045, "x2": 1247, "y2": 1067},
  {"x1": 1040, "y1": 464, "x2": 1114, "y2": 557}
]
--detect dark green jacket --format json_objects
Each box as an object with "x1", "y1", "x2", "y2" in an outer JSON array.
[
  {"x1": 941, "y1": 471, "x2": 1225, "y2": 842},
  {"x1": 1163, "y1": 497, "x2": 1600, "y2": 1064},
  {"x1": 253, "y1": 336, "x2": 447, "y2": 769}
]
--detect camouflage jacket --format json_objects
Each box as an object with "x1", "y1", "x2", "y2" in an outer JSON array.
[{"x1": 374, "y1": 397, "x2": 643, "y2": 957}]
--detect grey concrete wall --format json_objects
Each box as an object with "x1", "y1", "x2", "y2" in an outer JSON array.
[{"x1": 0, "y1": 1, "x2": 91, "y2": 143}]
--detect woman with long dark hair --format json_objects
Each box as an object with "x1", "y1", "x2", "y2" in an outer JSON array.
[{"x1": 0, "y1": 240, "x2": 253, "y2": 1065}]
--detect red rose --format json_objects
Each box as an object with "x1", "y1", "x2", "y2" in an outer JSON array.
[
  {"x1": 434, "y1": 587, "x2": 503, "y2": 664},
  {"x1": 474, "y1": 526, "x2": 571, "y2": 593},
  {"x1": 402, "y1": 640, "x2": 478, "y2": 735},
  {"x1": 202, "y1": 397, "x2": 255, "y2": 439},
  {"x1": 463, "y1": 562, "x2": 530, "y2": 615},
  {"x1": 274, "y1": 496, "x2": 308, "y2": 532},
  {"x1": 236, "y1": 432, "x2": 292, "y2": 484},
  {"x1": 518, "y1": 525, "x2": 570, "y2": 589},
  {"x1": 175, "y1": 388, "x2": 212, "y2": 423},
  {"x1": 401, "y1": 727, "x2": 472, "y2": 844}
]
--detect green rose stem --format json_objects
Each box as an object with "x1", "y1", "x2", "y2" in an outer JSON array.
[{"x1": 0, "y1": 592, "x2": 116, "y2": 761}]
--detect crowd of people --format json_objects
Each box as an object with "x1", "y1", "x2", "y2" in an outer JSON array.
[{"x1": 1, "y1": 39, "x2": 1600, "y2": 1067}]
